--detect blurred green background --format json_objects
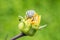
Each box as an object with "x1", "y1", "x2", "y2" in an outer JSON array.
[{"x1": 0, "y1": 0, "x2": 60, "y2": 40}]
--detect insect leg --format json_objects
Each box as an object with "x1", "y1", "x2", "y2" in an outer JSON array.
[{"x1": 39, "y1": 24, "x2": 47, "y2": 29}]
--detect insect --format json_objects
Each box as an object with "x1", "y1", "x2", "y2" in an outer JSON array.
[{"x1": 11, "y1": 10, "x2": 47, "y2": 40}]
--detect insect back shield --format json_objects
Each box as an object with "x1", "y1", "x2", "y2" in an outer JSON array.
[
  {"x1": 18, "y1": 18, "x2": 37, "y2": 36},
  {"x1": 18, "y1": 18, "x2": 31, "y2": 34}
]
